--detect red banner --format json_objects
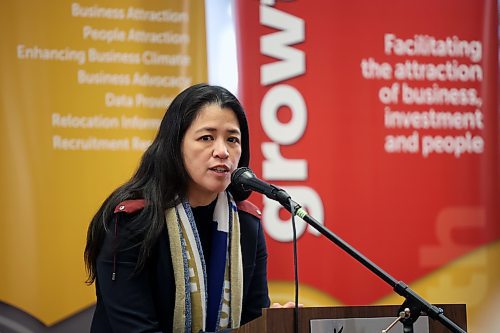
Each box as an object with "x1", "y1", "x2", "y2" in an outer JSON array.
[{"x1": 236, "y1": 0, "x2": 499, "y2": 330}]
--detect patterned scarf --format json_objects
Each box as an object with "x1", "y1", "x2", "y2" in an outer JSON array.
[{"x1": 165, "y1": 192, "x2": 243, "y2": 333}]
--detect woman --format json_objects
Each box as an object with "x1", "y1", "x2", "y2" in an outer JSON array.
[{"x1": 84, "y1": 83, "x2": 270, "y2": 333}]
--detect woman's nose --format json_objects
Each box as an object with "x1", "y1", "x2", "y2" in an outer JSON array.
[{"x1": 213, "y1": 139, "x2": 229, "y2": 159}]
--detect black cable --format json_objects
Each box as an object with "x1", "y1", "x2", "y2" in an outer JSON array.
[{"x1": 290, "y1": 197, "x2": 299, "y2": 333}]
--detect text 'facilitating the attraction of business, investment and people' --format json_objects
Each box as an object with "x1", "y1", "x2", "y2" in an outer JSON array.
[{"x1": 360, "y1": 33, "x2": 484, "y2": 158}]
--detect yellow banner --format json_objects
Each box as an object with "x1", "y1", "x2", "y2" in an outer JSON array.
[{"x1": 0, "y1": 0, "x2": 206, "y2": 325}]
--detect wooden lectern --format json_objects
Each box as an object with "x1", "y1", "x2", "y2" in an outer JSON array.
[{"x1": 234, "y1": 304, "x2": 466, "y2": 333}]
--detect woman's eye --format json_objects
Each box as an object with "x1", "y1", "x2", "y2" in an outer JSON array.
[
  {"x1": 228, "y1": 137, "x2": 240, "y2": 143},
  {"x1": 199, "y1": 135, "x2": 213, "y2": 141}
]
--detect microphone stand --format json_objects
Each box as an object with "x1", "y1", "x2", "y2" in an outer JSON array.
[{"x1": 276, "y1": 196, "x2": 467, "y2": 333}]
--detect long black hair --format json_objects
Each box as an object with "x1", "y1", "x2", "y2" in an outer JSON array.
[{"x1": 84, "y1": 83, "x2": 250, "y2": 283}]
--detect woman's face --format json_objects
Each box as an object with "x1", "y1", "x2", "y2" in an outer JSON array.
[{"x1": 182, "y1": 103, "x2": 242, "y2": 206}]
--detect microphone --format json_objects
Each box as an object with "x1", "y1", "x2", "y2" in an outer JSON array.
[
  {"x1": 232, "y1": 167, "x2": 301, "y2": 333},
  {"x1": 231, "y1": 167, "x2": 291, "y2": 206}
]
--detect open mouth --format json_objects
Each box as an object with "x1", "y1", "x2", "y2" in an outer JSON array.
[{"x1": 210, "y1": 166, "x2": 229, "y2": 173}]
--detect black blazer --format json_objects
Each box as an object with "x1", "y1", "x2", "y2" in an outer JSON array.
[{"x1": 90, "y1": 200, "x2": 270, "y2": 333}]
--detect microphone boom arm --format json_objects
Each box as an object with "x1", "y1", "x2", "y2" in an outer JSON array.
[{"x1": 279, "y1": 197, "x2": 467, "y2": 333}]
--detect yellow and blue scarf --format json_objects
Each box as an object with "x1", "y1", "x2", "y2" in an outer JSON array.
[{"x1": 165, "y1": 192, "x2": 243, "y2": 333}]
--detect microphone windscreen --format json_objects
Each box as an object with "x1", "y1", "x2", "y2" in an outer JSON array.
[
  {"x1": 229, "y1": 167, "x2": 252, "y2": 201},
  {"x1": 231, "y1": 167, "x2": 252, "y2": 183}
]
